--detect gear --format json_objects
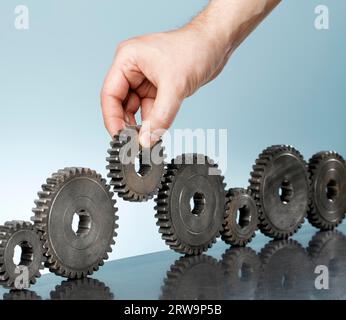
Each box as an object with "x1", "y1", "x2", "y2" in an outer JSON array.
[
  {"x1": 221, "y1": 188, "x2": 258, "y2": 246},
  {"x1": 50, "y1": 278, "x2": 114, "y2": 300},
  {"x1": 3, "y1": 289, "x2": 42, "y2": 300},
  {"x1": 307, "y1": 230, "x2": 346, "y2": 300},
  {"x1": 155, "y1": 154, "x2": 226, "y2": 255},
  {"x1": 249, "y1": 145, "x2": 311, "y2": 239},
  {"x1": 0, "y1": 221, "x2": 45, "y2": 288},
  {"x1": 160, "y1": 255, "x2": 224, "y2": 300},
  {"x1": 32, "y1": 167, "x2": 118, "y2": 279},
  {"x1": 307, "y1": 151, "x2": 346, "y2": 230},
  {"x1": 107, "y1": 126, "x2": 166, "y2": 201},
  {"x1": 221, "y1": 247, "x2": 260, "y2": 299},
  {"x1": 256, "y1": 239, "x2": 312, "y2": 300}
]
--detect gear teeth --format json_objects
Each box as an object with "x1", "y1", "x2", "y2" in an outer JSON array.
[{"x1": 32, "y1": 167, "x2": 118, "y2": 279}]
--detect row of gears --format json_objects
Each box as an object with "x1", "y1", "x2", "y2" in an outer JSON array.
[
  {"x1": 3, "y1": 230, "x2": 345, "y2": 300},
  {"x1": 0, "y1": 126, "x2": 345, "y2": 288}
]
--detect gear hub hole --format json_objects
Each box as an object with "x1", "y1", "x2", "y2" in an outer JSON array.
[
  {"x1": 72, "y1": 210, "x2": 92, "y2": 237},
  {"x1": 236, "y1": 205, "x2": 251, "y2": 229},
  {"x1": 135, "y1": 152, "x2": 152, "y2": 177},
  {"x1": 13, "y1": 242, "x2": 34, "y2": 266},
  {"x1": 326, "y1": 180, "x2": 338, "y2": 202},
  {"x1": 190, "y1": 192, "x2": 206, "y2": 216},
  {"x1": 279, "y1": 179, "x2": 294, "y2": 205},
  {"x1": 238, "y1": 262, "x2": 252, "y2": 281}
]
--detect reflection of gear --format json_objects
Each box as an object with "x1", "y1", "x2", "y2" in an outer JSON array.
[
  {"x1": 256, "y1": 239, "x2": 312, "y2": 300},
  {"x1": 160, "y1": 255, "x2": 223, "y2": 300},
  {"x1": 308, "y1": 152, "x2": 346, "y2": 230},
  {"x1": 249, "y1": 145, "x2": 310, "y2": 239},
  {"x1": 221, "y1": 247, "x2": 260, "y2": 299},
  {"x1": 307, "y1": 230, "x2": 346, "y2": 300},
  {"x1": 155, "y1": 154, "x2": 226, "y2": 255},
  {"x1": 3, "y1": 289, "x2": 42, "y2": 300},
  {"x1": 221, "y1": 188, "x2": 258, "y2": 246},
  {"x1": 0, "y1": 221, "x2": 45, "y2": 288},
  {"x1": 107, "y1": 126, "x2": 166, "y2": 201},
  {"x1": 50, "y1": 278, "x2": 114, "y2": 300},
  {"x1": 32, "y1": 168, "x2": 118, "y2": 279}
]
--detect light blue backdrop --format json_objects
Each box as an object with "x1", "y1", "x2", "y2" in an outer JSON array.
[{"x1": 0, "y1": 0, "x2": 345, "y2": 261}]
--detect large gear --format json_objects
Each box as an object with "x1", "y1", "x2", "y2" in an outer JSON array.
[
  {"x1": 0, "y1": 221, "x2": 45, "y2": 288},
  {"x1": 221, "y1": 188, "x2": 258, "y2": 246},
  {"x1": 155, "y1": 154, "x2": 226, "y2": 255},
  {"x1": 307, "y1": 151, "x2": 346, "y2": 230},
  {"x1": 32, "y1": 167, "x2": 118, "y2": 279},
  {"x1": 107, "y1": 126, "x2": 166, "y2": 201},
  {"x1": 3, "y1": 289, "x2": 42, "y2": 300},
  {"x1": 50, "y1": 278, "x2": 114, "y2": 300},
  {"x1": 249, "y1": 145, "x2": 311, "y2": 239},
  {"x1": 160, "y1": 255, "x2": 224, "y2": 300}
]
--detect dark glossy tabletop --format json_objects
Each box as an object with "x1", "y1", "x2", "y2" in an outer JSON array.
[{"x1": 1, "y1": 222, "x2": 346, "y2": 300}]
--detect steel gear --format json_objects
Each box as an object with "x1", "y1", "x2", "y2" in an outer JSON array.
[
  {"x1": 0, "y1": 220, "x2": 45, "y2": 288},
  {"x1": 155, "y1": 154, "x2": 226, "y2": 255},
  {"x1": 160, "y1": 255, "x2": 224, "y2": 300},
  {"x1": 50, "y1": 278, "x2": 114, "y2": 300},
  {"x1": 256, "y1": 239, "x2": 312, "y2": 300},
  {"x1": 107, "y1": 126, "x2": 166, "y2": 201},
  {"x1": 307, "y1": 151, "x2": 346, "y2": 230},
  {"x1": 221, "y1": 247, "x2": 260, "y2": 299},
  {"x1": 221, "y1": 188, "x2": 258, "y2": 246},
  {"x1": 32, "y1": 167, "x2": 118, "y2": 279},
  {"x1": 249, "y1": 145, "x2": 311, "y2": 239},
  {"x1": 3, "y1": 289, "x2": 42, "y2": 300},
  {"x1": 307, "y1": 230, "x2": 346, "y2": 300}
]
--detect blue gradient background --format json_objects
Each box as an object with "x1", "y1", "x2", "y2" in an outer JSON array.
[{"x1": 0, "y1": 0, "x2": 345, "y2": 261}]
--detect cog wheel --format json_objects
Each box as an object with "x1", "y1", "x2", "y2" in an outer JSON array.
[
  {"x1": 50, "y1": 278, "x2": 114, "y2": 300},
  {"x1": 3, "y1": 289, "x2": 42, "y2": 300},
  {"x1": 307, "y1": 151, "x2": 346, "y2": 230},
  {"x1": 307, "y1": 230, "x2": 346, "y2": 300},
  {"x1": 160, "y1": 255, "x2": 224, "y2": 300},
  {"x1": 0, "y1": 221, "x2": 45, "y2": 288},
  {"x1": 155, "y1": 154, "x2": 226, "y2": 255},
  {"x1": 249, "y1": 145, "x2": 311, "y2": 239},
  {"x1": 107, "y1": 126, "x2": 166, "y2": 201},
  {"x1": 221, "y1": 247, "x2": 260, "y2": 299},
  {"x1": 256, "y1": 239, "x2": 312, "y2": 300},
  {"x1": 32, "y1": 167, "x2": 118, "y2": 279},
  {"x1": 221, "y1": 188, "x2": 258, "y2": 246}
]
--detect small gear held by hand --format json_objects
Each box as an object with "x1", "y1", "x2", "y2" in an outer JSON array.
[
  {"x1": 155, "y1": 154, "x2": 226, "y2": 255},
  {"x1": 249, "y1": 145, "x2": 311, "y2": 239},
  {"x1": 308, "y1": 151, "x2": 346, "y2": 230},
  {"x1": 0, "y1": 220, "x2": 45, "y2": 288},
  {"x1": 32, "y1": 167, "x2": 118, "y2": 279},
  {"x1": 107, "y1": 126, "x2": 166, "y2": 202},
  {"x1": 221, "y1": 188, "x2": 259, "y2": 246}
]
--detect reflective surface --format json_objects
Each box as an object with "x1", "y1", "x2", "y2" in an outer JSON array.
[{"x1": 1, "y1": 223, "x2": 346, "y2": 300}]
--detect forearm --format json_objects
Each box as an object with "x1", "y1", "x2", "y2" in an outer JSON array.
[{"x1": 187, "y1": 0, "x2": 281, "y2": 58}]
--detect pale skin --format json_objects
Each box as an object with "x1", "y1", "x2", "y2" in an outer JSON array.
[{"x1": 101, "y1": 0, "x2": 281, "y2": 147}]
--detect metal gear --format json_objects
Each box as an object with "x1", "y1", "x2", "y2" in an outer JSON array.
[
  {"x1": 3, "y1": 289, "x2": 42, "y2": 300},
  {"x1": 0, "y1": 220, "x2": 45, "y2": 288},
  {"x1": 107, "y1": 126, "x2": 166, "y2": 201},
  {"x1": 221, "y1": 247, "x2": 260, "y2": 299},
  {"x1": 32, "y1": 167, "x2": 118, "y2": 279},
  {"x1": 160, "y1": 255, "x2": 224, "y2": 300},
  {"x1": 307, "y1": 230, "x2": 346, "y2": 300},
  {"x1": 50, "y1": 278, "x2": 114, "y2": 300},
  {"x1": 256, "y1": 239, "x2": 312, "y2": 300},
  {"x1": 307, "y1": 151, "x2": 346, "y2": 230},
  {"x1": 155, "y1": 154, "x2": 226, "y2": 255},
  {"x1": 221, "y1": 188, "x2": 258, "y2": 246},
  {"x1": 249, "y1": 145, "x2": 311, "y2": 239}
]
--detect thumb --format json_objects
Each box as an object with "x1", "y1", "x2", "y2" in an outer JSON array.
[{"x1": 139, "y1": 84, "x2": 182, "y2": 147}]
